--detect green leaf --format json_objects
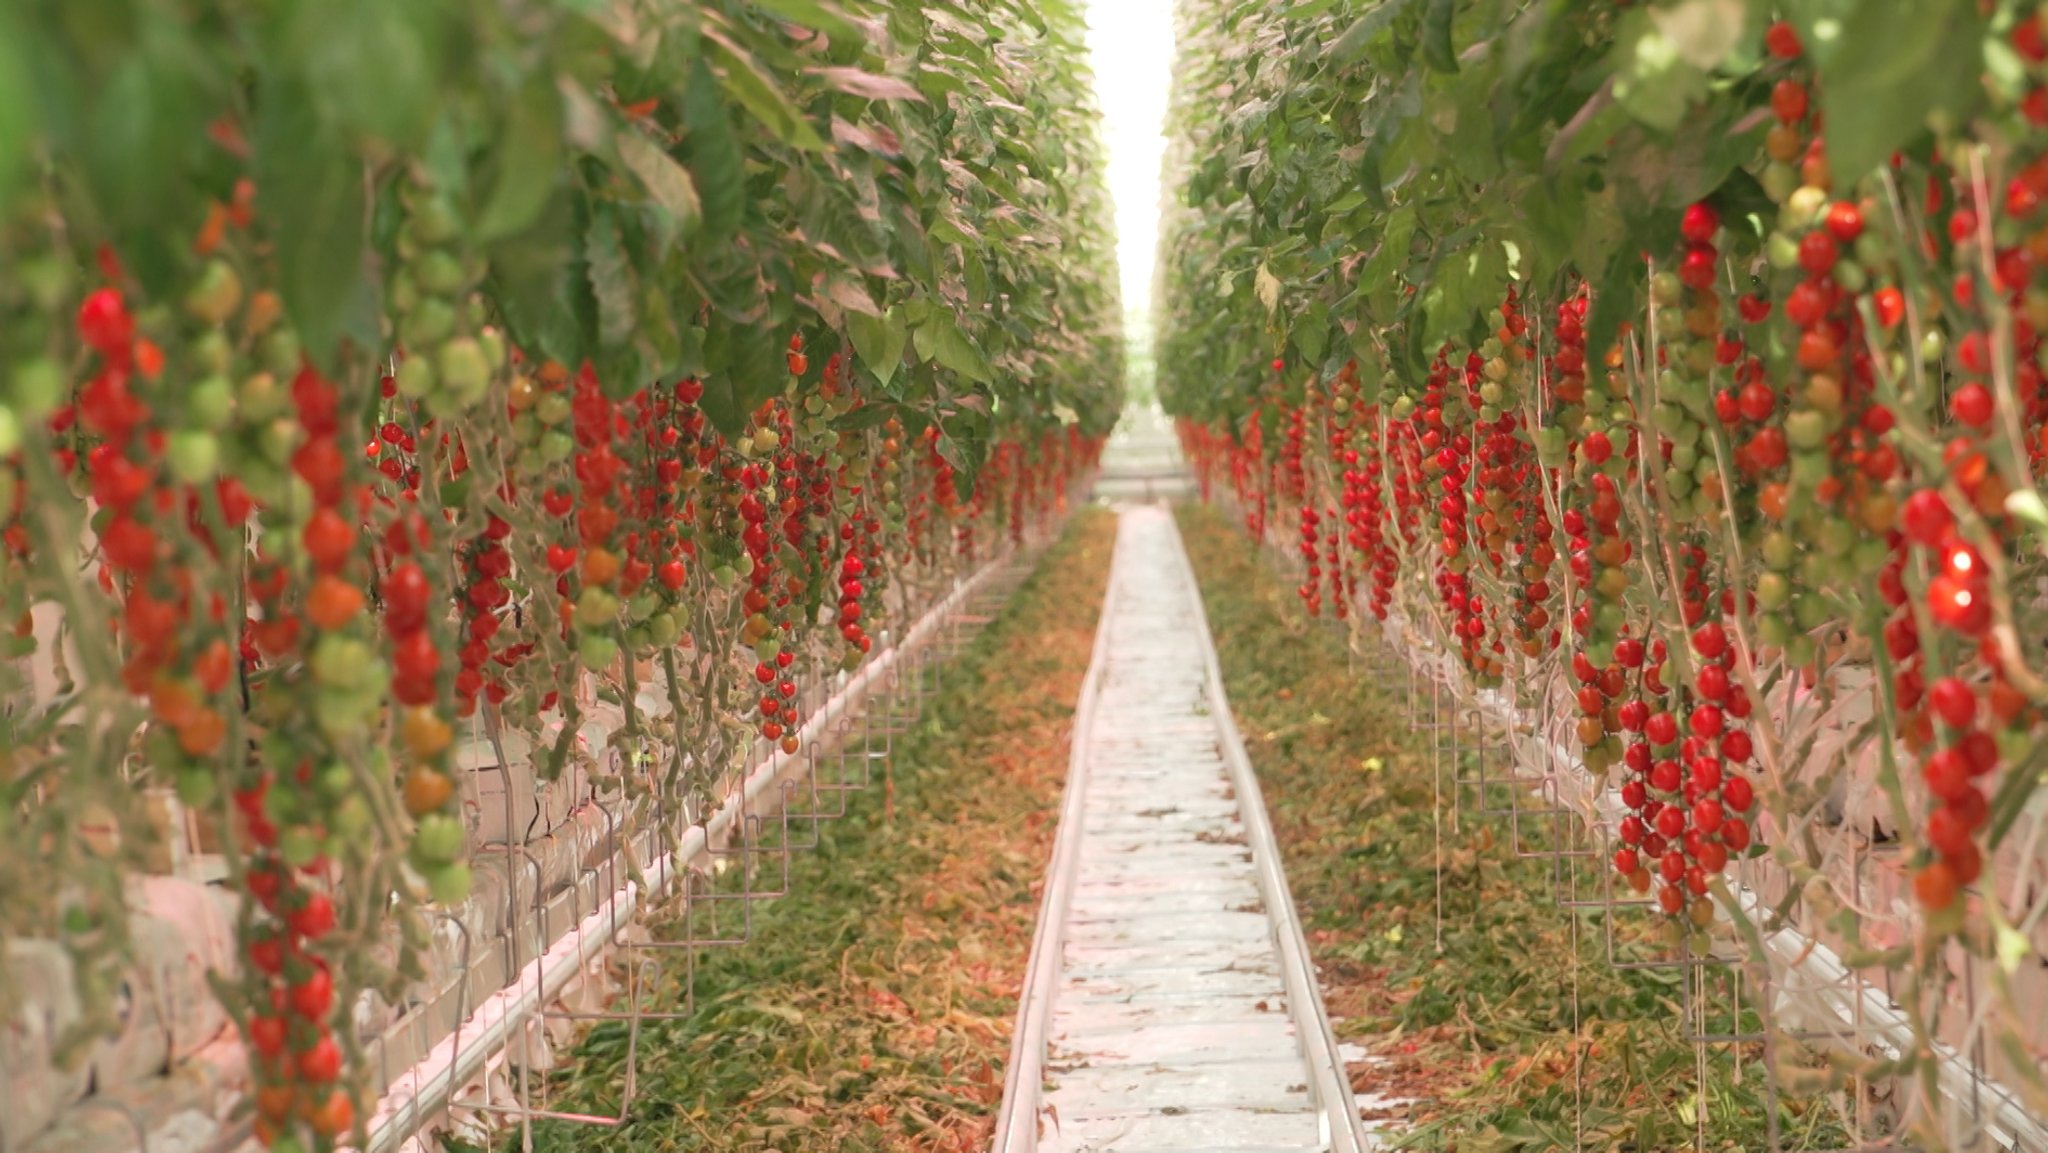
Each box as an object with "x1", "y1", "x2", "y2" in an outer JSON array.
[
  {"x1": 750, "y1": 0, "x2": 858, "y2": 37},
  {"x1": 475, "y1": 74, "x2": 564, "y2": 241},
  {"x1": 848, "y1": 309, "x2": 908, "y2": 387},
  {"x1": 584, "y1": 207, "x2": 635, "y2": 349},
  {"x1": 913, "y1": 316, "x2": 993, "y2": 384},
  {"x1": 1421, "y1": 0, "x2": 1460, "y2": 73},
  {"x1": 255, "y1": 82, "x2": 372, "y2": 371},
  {"x1": 1329, "y1": 0, "x2": 1419, "y2": 60},
  {"x1": 1815, "y1": 0, "x2": 1984, "y2": 183},
  {"x1": 615, "y1": 125, "x2": 702, "y2": 236},
  {"x1": 0, "y1": 16, "x2": 32, "y2": 210},
  {"x1": 286, "y1": 0, "x2": 440, "y2": 150},
  {"x1": 705, "y1": 30, "x2": 826, "y2": 151},
  {"x1": 681, "y1": 59, "x2": 746, "y2": 240}
]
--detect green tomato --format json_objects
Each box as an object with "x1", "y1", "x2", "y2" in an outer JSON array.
[
  {"x1": 9, "y1": 355, "x2": 65, "y2": 419},
  {"x1": 1758, "y1": 613, "x2": 1793, "y2": 650},
  {"x1": 187, "y1": 374, "x2": 235, "y2": 430},
  {"x1": 536, "y1": 392, "x2": 573, "y2": 426},
  {"x1": 1754, "y1": 572, "x2": 1791, "y2": 610},
  {"x1": 1759, "y1": 162, "x2": 1799, "y2": 204},
  {"x1": 258, "y1": 419, "x2": 298, "y2": 467},
  {"x1": 279, "y1": 825, "x2": 322, "y2": 869},
  {"x1": 411, "y1": 198, "x2": 461, "y2": 246},
  {"x1": 1766, "y1": 231, "x2": 1801, "y2": 271},
  {"x1": 413, "y1": 813, "x2": 467, "y2": 864},
  {"x1": 309, "y1": 635, "x2": 370, "y2": 690},
  {"x1": 239, "y1": 371, "x2": 288, "y2": 422},
  {"x1": 165, "y1": 430, "x2": 220, "y2": 484},
  {"x1": 184, "y1": 259, "x2": 244, "y2": 326},
  {"x1": 261, "y1": 330, "x2": 302, "y2": 378},
  {"x1": 0, "y1": 406, "x2": 19, "y2": 457},
  {"x1": 540, "y1": 429, "x2": 576, "y2": 464},
  {"x1": 415, "y1": 250, "x2": 467, "y2": 296},
  {"x1": 1785, "y1": 410, "x2": 1829, "y2": 450},
  {"x1": 427, "y1": 862, "x2": 473, "y2": 905},
  {"x1": 176, "y1": 766, "x2": 218, "y2": 809},
  {"x1": 577, "y1": 631, "x2": 619, "y2": 671},
  {"x1": 575, "y1": 587, "x2": 619, "y2": 629},
  {"x1": 648, "y1": 612, "x2": 680, "y2": 646},
  {"x1": 437, "y1": 337, "x2": 491, "y2": 407},
  {"x1": 318, "y1": 762, "x2": 355, "y2": 801},
  {"x1": 399, "y1": 297, "x2": 457, "y2": 350}
]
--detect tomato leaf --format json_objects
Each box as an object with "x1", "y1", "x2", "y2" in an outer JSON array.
[
  {"x1": 615, "y1": 125, "x2": 703, "y2": 237},
  {"x1": 474, "y1": 73, "x2": 564, "y2": 242},
  {"x1": 1815, "y1": 0, "x2": 1984, "y2": 183},
  {"x1": 255, "y1": 82, "x2": 374, "y2": 371}
]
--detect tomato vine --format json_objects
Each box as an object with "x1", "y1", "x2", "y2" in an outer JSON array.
[
  {"x1": 1161, "y1": 0, "x2": 2048, "y2": 1141},
  {"x1": 0, "y1": 2, "x2": 1119, "y2": 1150}
]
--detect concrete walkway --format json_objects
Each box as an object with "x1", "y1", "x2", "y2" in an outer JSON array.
[{"x1": 991, "y1": 504, "x2": 1369, "y2": 1153}]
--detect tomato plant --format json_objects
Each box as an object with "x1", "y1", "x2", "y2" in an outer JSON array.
[
  {"x1": 0, "y1": 1, "x2": 1119, "y2": 1149},
  {"x1": 1160, "y1": 0, "x2": 2048, "y2": 1143}
]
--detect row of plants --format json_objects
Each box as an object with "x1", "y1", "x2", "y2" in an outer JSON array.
[
  {"x1": 1158, "y1": 0, "x2": 2048, "y2": 1146},
  {"x1": 0, "y1": 2, "x2": 1119, "y2": 1151}
]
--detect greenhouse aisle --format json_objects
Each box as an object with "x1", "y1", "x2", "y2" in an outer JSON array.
[{"x1": 993, "y1": 501, "x2": 1372, "y2": 1153}]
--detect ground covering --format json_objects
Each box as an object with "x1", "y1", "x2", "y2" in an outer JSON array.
[
  {"x1": 1177, "y1": 503, "x2": 1848, "y2": 1153},
  {"x1": 501, "y1": 509, "x2": 1116, "y2": 1153}
]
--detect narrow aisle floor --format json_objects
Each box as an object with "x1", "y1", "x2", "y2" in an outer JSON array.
[{"x1": 995, "y1": 507, "x2": 1367, "y2": 1153}]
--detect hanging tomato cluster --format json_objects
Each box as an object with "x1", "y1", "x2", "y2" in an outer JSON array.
[{"x1": 0, "y1": 3, "x2": 1121, "y2": 1150}]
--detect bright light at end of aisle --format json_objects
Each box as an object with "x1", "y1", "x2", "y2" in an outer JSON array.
[{"x1": 1082, "y1": 0, "x2": 1172, "y2": 340}]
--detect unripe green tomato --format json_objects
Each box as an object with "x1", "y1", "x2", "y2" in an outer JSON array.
[
  {"x1": 540, "y1": 429, "x2": 576, "y2": 464},
  {"x1": 1793, "y1": 592, "x2": 1831, "y2": 630},
  {"x1": 9, "y1": 355, "x2": 65, "y2": 420},
  {"x1": 400, "y1": 297, "x2": 457, "y2": 349},
  {"x1": 1754, "y1": 571, "x2": 1790, "y2": 610},
  {"x1": 628, "y1": 592, "x2": 660, "y2": 622},
  {"x1": 259, "y1": 418, "x2": 298, "y2": 467},
  {"x1": 754, "y1": 636, "x2": 782, "y2": 661},
  {"x1": 515, "y1": 446, "x2": 546, "y2": 473},
  {"x1": 176, "y1": 766, "x2": 218, "y2": 809},
  {"x1": 536, "y1": 392, "x2": 573, "y2": 426},
  {"x1": 1759, "y1": 162, "x2": 1799, "y2": 203},
  {"x1": 240, "y1": 371, "x2": 287, "y2": 421},
  {"x1": 1670, "y1": 442, "x2": 1698, "y2": 472},
  {"x1": 184, "y1": 260, "x2": 245, "y2": 327},
  {"x1": 1817, "y1": 519, "x2": 1855, "y2": 557},
  {"x1": 1766, "y1": 231, "x2": 1801, "y2": 270},
  {"x1": 389, "y1": 270, "x2": 420, "y2": 315},
  {"x1": 575, "y1": 587, "x2": 618, "y2": 629},
  {"x1": 279, "y1": 825, "x2": 322, "y2": 868},
  {"x1": 413, "y1": 813, "x2": 466, "y2": 864},
  {"x1": 165, "y1": 430, "x2": 220, "y2": 484},
  {"x1": 1755, "y1": 612, "x2": 1789, "y2": 647},
  {"x1": 1757, "y1": 530, "x2": 1795, "y2": 570},
  {"x1": 1853, "y1": 232, "x2": 1891, "y2": 268},
  {"x1": 577, "y1": 631, "x2": 619, "y2": 671},
  {"x1": 18, "y1": 255, "x2": 74, "y2": 314},
  {"x1": 1784, "y1": 185, "x2": 1829, "y2": 230},
  {"x1": 428, "y1": 862, "x2": 473, "y2": 905},
  {"x1": 1790, "y1": 450, "x2": 1831, "y2": 489},
  {"x1": 0, "y1": 406, "x2": 19, "y2": 457},
  {"x1": 187, "y1": 374, "x2": 235, "y2": 430},
  {"x1": 416, "y1": 250, "x2": 467, "y2": 296},
  {"x1": 1833, "y1": 259, "x2": 1867, "y2": 293},
  {"x1": 438, "y1": 337, "x2": 492, "y2": 406},
  {"x1": 262, "y1": 329, "x2": 302, "y2": 378},
  {"x1": 1664, "y1": 467, "x2": 1693, "y2": 499},
  {"x1": 648, "y1": 612, "x2": 680, "y2": 646},
  {"x1": 411, "y1": 197, "x2": 461, "y2": 246},
  {"x1": 1650, "y1": 272, "x2": 1683, "y2": 307},
  {"x1": 1920, "y1": 329, "x2": 1946, "y2": 364},
  {"x1": 318, "y1": 763, "x2": 355, "y2": 801},
  {"x1": 1785, "y1": 633, "x2": 1817, "y2": 667},
  {"x1": 480, "y1": 328, "x2": 508, "y2": 371},
  {"x1": 396, "y1": 356, "x2": 437, "y2": 400}
]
